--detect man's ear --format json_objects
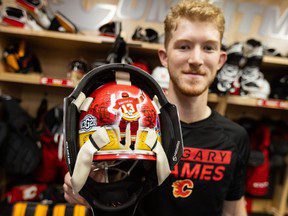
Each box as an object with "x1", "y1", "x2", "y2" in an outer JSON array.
[
  {"x1": 158, "y1": 48, "x2": 168, "y2": 68},
  {"x1": 217, "y1": 51, "x2": 227, "y2": 70}
]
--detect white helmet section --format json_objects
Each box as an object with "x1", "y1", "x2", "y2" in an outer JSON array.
[{"x1": 151, "y1": 67, "x2": 170, "y2": 91}]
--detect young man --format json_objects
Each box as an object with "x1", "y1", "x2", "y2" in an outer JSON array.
[
  {"x1": 64, "y1": 1, "x2": 250, "y2": 215},
  {"x1": 134, "y1": 1, "x2": 250, "y2": 215}
]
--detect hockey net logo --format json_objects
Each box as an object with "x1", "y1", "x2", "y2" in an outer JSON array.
[{"x1": 172, "y1": 179, "x2": 194, "y2": 198}]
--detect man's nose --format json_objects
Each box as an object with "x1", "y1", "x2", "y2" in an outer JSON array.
[{"x1": 188, "y1": 47, "x2": 204, "y2": 67}]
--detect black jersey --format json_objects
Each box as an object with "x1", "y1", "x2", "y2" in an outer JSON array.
[{"x1": 136, "y1": 110, "x2": 250, "y2": 216}]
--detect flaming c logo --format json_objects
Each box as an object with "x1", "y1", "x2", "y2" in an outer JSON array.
[{"x1": 172, "y1": 179, "x2": 194, "y2": 198}]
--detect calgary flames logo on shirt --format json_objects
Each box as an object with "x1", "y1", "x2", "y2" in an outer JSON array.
[
  {"x1": 171, "y1": 148, "x2": 232, "y2": 199},
  {"x1": 172, "y1": 179, "x2": 194, "y2": 198}
]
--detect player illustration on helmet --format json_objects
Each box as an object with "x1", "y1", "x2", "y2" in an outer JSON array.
[
  {"x1": 113, "y1": 91, "x2": 143, "y2": 122},
  {"x1": 112, "y1": 90, "x2": 145, "y2": 142},
  {"x1": 64, "y1": 63, "x2": 183, "y2": 215}
]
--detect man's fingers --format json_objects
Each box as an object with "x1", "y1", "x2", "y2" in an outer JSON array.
[
  {"x1": 63, "y1": 183, "x2": 78, "y2": 202},
  {"x1": 63, "y1": 181, "x2": 90, "y2": 207},
  {"x1": 64, "y1": 193, "x2": 80, "y2": 205},
  {"x1": 63, "y1": 183, "x2": 73, "y2": 195},
  {"x1": 63, "y1": 172, "x2": 90, "y2": 207},
  {"x1": 64, "y1": 172, "x2": 72, "y2": 187}
]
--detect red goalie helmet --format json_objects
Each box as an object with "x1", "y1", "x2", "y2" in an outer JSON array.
[
  {"x1": 78, "y1": 82, "x2": 161, "y2": 161},
  {"x1": 64, "y1": 63, "x2": 183, "y2": 215}
]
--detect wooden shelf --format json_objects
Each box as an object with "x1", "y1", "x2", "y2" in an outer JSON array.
[
  {"x1": 263, "y1": 56, "x2": 288, "y2": 67},
  {"x1": 208, "y1": 93, "x2": 219, "y2": 103},
  {"x1": 0, "y1": 71, "x2": 41, "y2": 85},
  {"x1": 228, "y1": 95, "x2": 288, "y2": 110},
  {"x1": 0, "y1": 26, "x2": 160, "y2": 51},
  {"x1": 1, "y1": 72, "x2": 287, "y2": 111},
  {"x1": 127, "y1": 39, "x2": 163, "y2": 51},
  {"x1": 1, "y1": 26, "x2": 288, "y2": 67},
  {"x1": 0, "y1": 72, "x2": 218, "y2": 101},
  {"x1": 0, "y1": 26, "x2": 164, "y2": 52},
  {"x1": 0, "y1": 26, "x2": 114, "y2": 45},
  {"x1": 0, "y1": 71, "x2": 75, "y2": 88},
  {"x1": 209, "y1": 94, "x2": 288, "y2": 111},
  {"x1": 40, "y1": 77, "x2": 74, "y2": 88}
]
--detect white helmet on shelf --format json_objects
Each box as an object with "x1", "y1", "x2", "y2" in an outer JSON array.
[{"x1": 151, "y1": 67, "x2": 170, "y2": 92}]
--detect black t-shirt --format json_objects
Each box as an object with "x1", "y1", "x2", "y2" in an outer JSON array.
[{"x1": 135, "y1": 110, "x2": 250, "y2": 216}]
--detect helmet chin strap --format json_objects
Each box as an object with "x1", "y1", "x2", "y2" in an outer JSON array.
[
  {"x1": 71, "y1": 125, "x2": 111, "y2": 193},
  {"x1": 141, "y1": 128, "x2": 170, "y2": 185}
]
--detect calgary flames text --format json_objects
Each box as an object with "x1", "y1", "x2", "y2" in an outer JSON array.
[{"x1": 171, "y1": 147, "x2": 232, "y2": 181}]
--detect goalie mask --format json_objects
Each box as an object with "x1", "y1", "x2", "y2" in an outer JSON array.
[{"x1": 64, "y1": 63, "x2": 183, "y2": 215}]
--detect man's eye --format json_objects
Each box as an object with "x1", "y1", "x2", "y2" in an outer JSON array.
[
  {"x1": 204, "y1": 45, "x2": 216, "y2": 51},
  {"x1": 179, "y1": 45, "x2": 189, "y2": 50}
]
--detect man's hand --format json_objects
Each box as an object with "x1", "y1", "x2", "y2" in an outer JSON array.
[
  {"x1": 63, "y1": 172, "x2": 90, "y2": 207},
  {"x1": 222, "y1": 197, "x2": 247, "y2": 216}
]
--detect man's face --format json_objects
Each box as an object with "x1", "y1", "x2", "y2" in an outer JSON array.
[{"x1": 159, "y1": 18, "x2": 226, "y2": 96}]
